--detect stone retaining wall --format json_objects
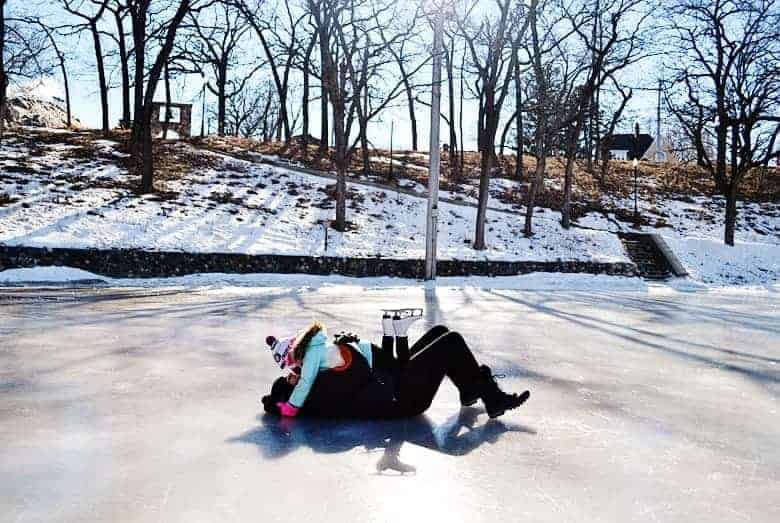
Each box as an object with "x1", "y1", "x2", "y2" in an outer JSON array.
[{"x1": 0, "y1": 245, "x2": 639, "y2": 280}]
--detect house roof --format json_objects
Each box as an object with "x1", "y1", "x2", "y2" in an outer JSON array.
[{"x1": 606, "y1": 133, "x2": 654, "y2": 158}]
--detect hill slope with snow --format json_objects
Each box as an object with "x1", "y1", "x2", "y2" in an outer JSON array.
[{"x1": 1, "y1": 128, "x2": 778, "y2": 287}]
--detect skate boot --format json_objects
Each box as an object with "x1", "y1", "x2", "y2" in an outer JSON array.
[
  {"x1": 389, "y1": 308, "x2": 423, "y2": 338},
  {"x1": 478, "y1": 365, "x2": 530, "y2": 419},
  {"x1": 382, "y1": 312, "x2": 395, "y2": 338}
]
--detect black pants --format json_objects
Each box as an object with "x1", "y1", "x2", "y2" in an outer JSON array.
[
  {"x1": 381, "y1": 324, "x2": 450, "y2": 365},
  {"x1": 393, "y1": 326, "x2": 483, "y2": 417}
]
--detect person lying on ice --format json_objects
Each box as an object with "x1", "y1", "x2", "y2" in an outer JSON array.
[{"x1": 261, "y1": 310, "x2": 530, "y2": 419}]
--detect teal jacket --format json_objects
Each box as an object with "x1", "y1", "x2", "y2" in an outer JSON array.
[{"x1": 288, "y1": 332, "x2": 373, "y2": 408}]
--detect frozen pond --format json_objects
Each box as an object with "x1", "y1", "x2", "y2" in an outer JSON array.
[{"x1": 1, "y1": 285, "x2": 778, "y2": 522}]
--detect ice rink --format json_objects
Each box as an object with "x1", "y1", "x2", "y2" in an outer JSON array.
[{"x1": 1, "y1": 284, "x2": 778, "y2": 522}]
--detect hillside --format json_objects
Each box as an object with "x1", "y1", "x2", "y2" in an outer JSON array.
[
  {"x1": 2, "y1": 95, "x2": 79, "y2": 130},
  {"x1": 1, "y1": 128, "x2": 779, "y2": 286}
]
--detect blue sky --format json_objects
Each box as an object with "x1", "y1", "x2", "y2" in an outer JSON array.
[{"x1": 12, "y1": 0, "x2": 665, "y2": 151}]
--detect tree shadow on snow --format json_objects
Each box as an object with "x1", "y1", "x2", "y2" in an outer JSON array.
[{"x1": 229, "y1": 407, "x2": 536, "y2": 475}]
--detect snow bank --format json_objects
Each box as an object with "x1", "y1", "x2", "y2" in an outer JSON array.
[
  {"x1": 664, "y1": 237, "x2": 780, "y2": 286},
  {"x1": 0, "y1": 265, "x2": 646, "y2": 291},
  {"x1": 0, "y1": 266, "x2": 106, "y2": 284}
]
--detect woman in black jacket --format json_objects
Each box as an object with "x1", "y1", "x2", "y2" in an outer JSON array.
[{"x1": 262, "y1": 311, "x2": 530, "y2": 419}]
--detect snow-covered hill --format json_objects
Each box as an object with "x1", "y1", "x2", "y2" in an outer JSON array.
[
  {"x1": 0, "y1": 129, "x2": 626, "y2": 263},
  {"x1": 1, "y1": 128, "x2": 778, "y2": 287}
]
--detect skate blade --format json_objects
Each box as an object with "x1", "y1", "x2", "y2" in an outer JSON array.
[{"x1": 382, "y1": 308, "x2": 423, "y2": 318}]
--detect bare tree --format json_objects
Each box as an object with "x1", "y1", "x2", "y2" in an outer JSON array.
[
  {"x1": 299, "y1": 30, "x2": 317, "y2": 150},
  {"x1": 127, "y1": 0, "x2": 214, "y2": 193},
  {"x1": 377, "y1": 2, "x2": 426, "y2": 152},
  {"x1": 237, "y1": 0, "x2": 307, "y2": 144},
  {"x1": 179, "y1": 2, "x2": 260, "y2": 136},
  {"x1": 62, "y1": 0, "x2": 110, "y2": 135},
  {"x1": 1, "y1": 3, "x2": 51, "y2": 138},
  {"x1": 558, "y1": 0, "x2": 649, "y2": 228},
  {"x1": 22, "y1": 17, "x2": 73, "y2": 128},
  {"x1": 104, "y1": 1, "x2": 132, "y2": 128},
  {"x1": 307, "y1": 0, "x2": 417, "y2": 231},
  {"x1": 225, "y1": 80, "x2": 277, "y2": 138},
  {"x1": 666, "y1": 0, "x2": 780, "y2": 245},
  {"x1": 458, "y1": 0, "x2": 531, "y2": 250},
  {"x1": 597, "y1": 77, "x2": 632, "y2": 180}
]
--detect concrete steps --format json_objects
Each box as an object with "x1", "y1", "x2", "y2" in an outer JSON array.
[{"x1": 619, "y1": 232, "x2": 675, "y2": 281}]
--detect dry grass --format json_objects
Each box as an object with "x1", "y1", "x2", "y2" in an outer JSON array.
[
  {"x1": 12, "y1": 127, "x2": 777, "y2": 217},
  {"x1": 198, "y1": 135, "x2": 780, "y2": 217}
]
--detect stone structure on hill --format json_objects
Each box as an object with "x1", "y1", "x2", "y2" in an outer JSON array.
[{"x1": 151, "y1": 102, "x2": 192, "y2": 139}]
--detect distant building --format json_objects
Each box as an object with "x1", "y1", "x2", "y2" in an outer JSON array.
[
  {"x1": 643, "y1": 135, "x2": 677, "y2": 163},
  {"x1": 605, "y1": 133, "x2": 654, "y2": 161}
]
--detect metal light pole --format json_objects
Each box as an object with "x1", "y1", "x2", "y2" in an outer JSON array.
[
  {"x1": 633, "y1": 122, "x2": 640, "y2": 229},
  {"x1": 425, "y1": 5, "x2": 445, "y2": 281},
  {"x1": 200, "y1": 75, "x2": 207, "y2": 137},
  {"x1": 389, "y1": 120, "x2": 394, "y2": 180}
]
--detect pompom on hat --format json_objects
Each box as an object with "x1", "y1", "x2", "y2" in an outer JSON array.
[{"x1": 266, "y1": 322, "x2": 325, "y2": 370}]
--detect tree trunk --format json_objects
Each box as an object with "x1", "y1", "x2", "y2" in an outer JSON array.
[
  {"x1": 400, "y1": 72, "x2": 417, "y2": 152},
  {"x1": 499, "y1": 111, "x2": 515, "y2": 158},
  {"x1": 524, "y1": 155, "x2": 545, "y2": 237},
  {"x1": 561, "y1": 118, "x2": 585, "y2": 229},
  {"x1": 162, "y1": 62, "x2": 171, "y2": 139},
  {"x1": 359, "y1": 60, "x2": 370, "y2": 177},
  {"x1": 515, "y1": 59, "x2": 523, "y2": 180},
  {"x1": 0, "y1": 6, "x2": 6, "y2": 140},
  {"x1": 62, "y1": 59, "x2": 71, "y2": 128},
  {"x1": 302, "y1": 72, "x2": 309, "y2": 150},
  {"x1": 318, "y1": 27, "x2": 329, "y2": 153},
  {"x1": 135, "y1": 0, "x2": 191, "y2": 193},
  {"x1": 140, "y1": 112, "x2": 154, "y2": 192},
  {"x1": 458, "y1": 43, "x2": 465, "y2": 179},
  {"x1": 446, "y1": 40, "x2": 458, "y2": 175},
  {"x1": 724, "y1": 184, "x2": 737, "y2": 246},
  {"x1": 302, "y1": 36, "x2": 315, "y2": 153},
  {"x1": 473, "y1": 150, "x2": 492, "y2": 250},
  {"x1": 333, "y1": 103, "x2": 347, "y2": 231},
  {"x1": 474, "y1": 106, "x2": 499, "y2": 250},
  {"x1": 217, "y1": 65, "x2": 227, "y2": 137},
  {"x1": 115, "y1": 9, "x2": 131, "y2": 128},
  {"x1": 407, "y1": 86, "x2": 418, "y2": 152},
  {"x1": 131, "y1": 15, "x2": 146, "y2": 155},
  {"x1": 91, "y1": 21, "x2": 109, "y2": 136}
]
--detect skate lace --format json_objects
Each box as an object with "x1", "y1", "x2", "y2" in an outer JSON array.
[{"x1": 486, "y1": 372, "x2": 506, "y2": 392}]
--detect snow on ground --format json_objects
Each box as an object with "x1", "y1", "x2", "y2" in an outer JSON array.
[
  {"x1": 576, "y1": 193, "x2": 780, "y2": 286},
  {"x1": 0, "y1": 266, "x2": 107, "y2": 283},
  {"x1": 0, "y1": 132, "x2": 627, "y2": 263},
  {"x1": 0, "y1": 265, "x2": 649, "y2": 292},
  {"x1": 3, "y1": 130, "x2": 780, "y2": 287},
  {"x1": 664, "y1": 237, "x2": 780, "y2": 286}
]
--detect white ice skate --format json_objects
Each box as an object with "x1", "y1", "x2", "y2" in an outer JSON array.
[{"x1": 382, "y1": 308, "x2": 423, "y2": 337}]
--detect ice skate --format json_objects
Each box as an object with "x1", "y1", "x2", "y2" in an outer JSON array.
[
  {"x1": 478, "y1": 365, "x2": 531, "y2": 418},
  {"x1": 383, "y1": 308, "x2": 423, "y2": 337}
]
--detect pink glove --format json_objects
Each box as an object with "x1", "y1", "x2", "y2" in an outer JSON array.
[{"x1": 277, "y1": 402, "x2": 300, "y2": 417}]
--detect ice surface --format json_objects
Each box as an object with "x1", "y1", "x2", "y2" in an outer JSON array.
[{"x1": 0, "y1": 285, "x2": 778, "y2": 522}]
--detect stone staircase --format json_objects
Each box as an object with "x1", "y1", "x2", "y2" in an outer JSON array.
[{"x1": 619, "y1": 232, "x2": 674, "y2": 281}]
